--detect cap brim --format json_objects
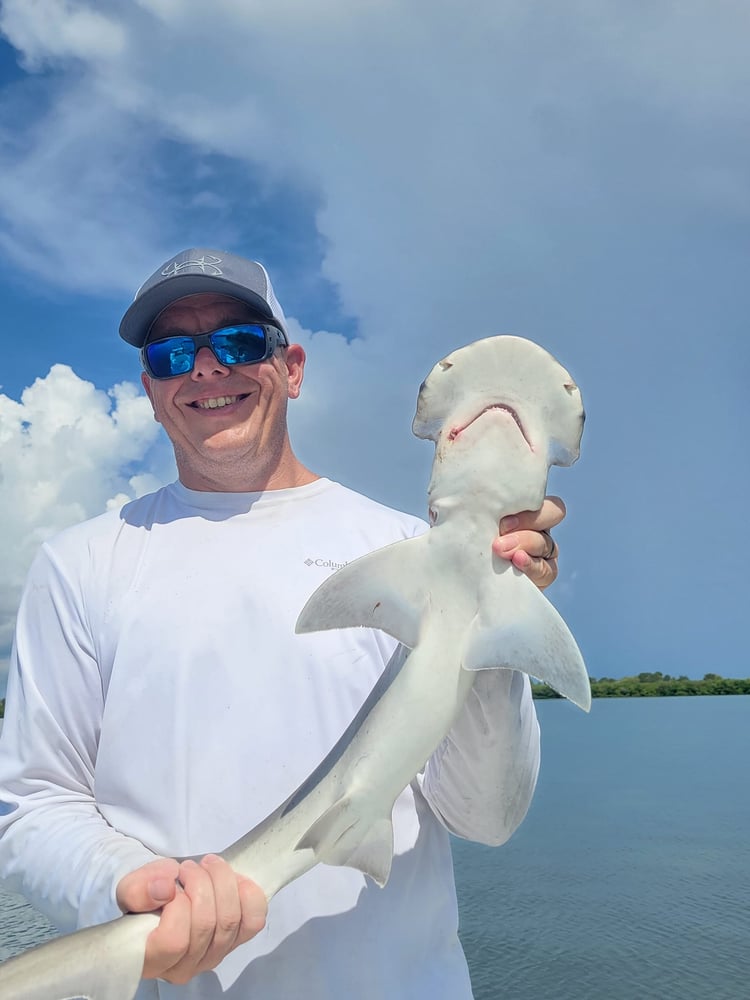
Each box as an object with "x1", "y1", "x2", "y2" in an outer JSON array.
[{"x1": 119, "y1": 274, "x2": 279, "y2": 346}]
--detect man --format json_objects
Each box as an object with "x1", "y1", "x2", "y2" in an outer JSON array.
[{"x1": 0, "y1": 249, "x2": 565, "y2": 998}]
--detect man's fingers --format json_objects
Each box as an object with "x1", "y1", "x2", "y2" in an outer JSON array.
[
  {"x1": 141, "y1": 855, "x2": 267, "y2": 985},
  {"x1": 238, "y1": 877, "x2": 268, "y2": 940},
  {"x1": 142, "y1": 889, "x2": 193, "y2": 980},
  {"x1": 494, "y1": 496, "x2": 565, "y2": 592},
  {"x1": 194, "y1": 857, "x2": 266, "y2": 953},
  {"x1": 179, "y1": 859, "x2": 221, "y2": 975},
  {"x1": 495, "y1": 528, "x2": 557, "y2": 561},
  {"x1": 142, "y1": 860, "x2": 216, "y2": 984},
  {"x1": 190, "y1": 855, "x2": 244, "y2": 972},
  {"x1": 499, "y1": 495, "x2": 566, "y2": 535},
  {"x1": 509, "y1": 547, "x2": 559, "y2": 590},
  {"x1": 116, "y1": 858, "x2": 180, "y2": 914}
]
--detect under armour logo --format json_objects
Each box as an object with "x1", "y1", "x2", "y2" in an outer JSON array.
[{"x1": 162, "y1": 255, "x2": 223, "y2": 277}]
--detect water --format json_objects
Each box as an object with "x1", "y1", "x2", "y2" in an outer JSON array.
[
  {"x1": 454, "y1": 696, "x2": 750, "y2": 999},
  {"x1": 1, "y1": 697, "x2": 748, "y2": 997},
  {"x1": 0, "y1": 890, "x2": 54, "y2": 961}
]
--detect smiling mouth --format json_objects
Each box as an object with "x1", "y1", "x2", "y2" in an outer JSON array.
[
  {"x1": 190, "y1": 393, "x2": 250, "y2": 410},
  {"x1": 448, "y1": 404, "x2": 532, "y2": 449}
]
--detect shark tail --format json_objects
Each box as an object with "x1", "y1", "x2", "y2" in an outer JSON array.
[
  {"x1": 0, "y1": 911, "x2": 157, "y2": 1000},
  {"x1": 463, "y1": 573, "x2": 591, "y2": 711},
  {"x1": 295, "y1": 798, "x2": 394, "y2": 887}
]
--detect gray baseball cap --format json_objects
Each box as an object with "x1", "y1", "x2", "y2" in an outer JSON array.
[{"x1": 119, "y1": 248, "x2": 289, "y2": 346}]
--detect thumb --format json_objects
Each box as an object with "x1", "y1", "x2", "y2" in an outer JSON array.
[{"x1": 116, "y1": 858, "x2": 180, "y2": 914}]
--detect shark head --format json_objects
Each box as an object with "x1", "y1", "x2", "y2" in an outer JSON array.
[{"x1": 412, "y1": 336, "x2": 585, "y2": 468}]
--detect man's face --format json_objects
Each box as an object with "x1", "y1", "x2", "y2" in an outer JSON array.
[{"x1": 141, "y1": 292, "x2": 306, "y2": 489}]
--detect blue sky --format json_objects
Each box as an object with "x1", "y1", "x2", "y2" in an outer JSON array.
[{"x1": 0, "y1": 0, "x2": 748, "y2": 692}]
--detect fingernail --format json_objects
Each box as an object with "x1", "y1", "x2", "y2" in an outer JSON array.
[
  {"x1": 500, "y1": 515, "x2": 519, "y2": 533},
  {"x1": 495, "y1": 535, "x2": 515, "y2": 553},
  {"x1": 148, "y1": 877, "x2": 174, "y2": 903}
]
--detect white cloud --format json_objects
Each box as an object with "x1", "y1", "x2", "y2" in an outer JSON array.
[
  {"x1": 0, "y1": 365, "x2": 170, "y2": 678},
  {"x1": 1, "y1": 0, "x2": 749, "y2": 321},
  {"x1": 0, "y1": 0, "x2": 124, "y2": 70}
]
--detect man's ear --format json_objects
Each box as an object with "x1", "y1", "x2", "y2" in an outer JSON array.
[{"x1": 285, "y1": 344, "x2": 306, "y2": 400}]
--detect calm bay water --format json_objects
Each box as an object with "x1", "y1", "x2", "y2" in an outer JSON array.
[
  {"x1": 455, "y1": 696, "x2": 750, "y2": 999},
  {"x1": 1, "y1": 697, "x2": 748, "y2": 998}
]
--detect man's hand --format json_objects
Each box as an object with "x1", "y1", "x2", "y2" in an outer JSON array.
[
  {"x1": 493, "y1": 495, "x2": 565, "y2": 591},
  {"x1": 116, "y1": 855, "x2": 267, "y2": 984}
]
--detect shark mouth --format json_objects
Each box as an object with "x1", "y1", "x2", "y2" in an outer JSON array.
[{"x1": 448, "y1": 404, "x2": 533, "y2": 450}]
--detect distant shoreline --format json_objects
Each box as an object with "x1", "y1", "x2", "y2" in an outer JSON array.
[
  {"x1": 532, "y1": 672, "x2": 750, "y2": 699},
  {"x1": 2, "y1": 673, "x2": 749, "y2": 718}
]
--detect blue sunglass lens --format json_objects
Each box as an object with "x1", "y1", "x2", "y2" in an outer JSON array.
[
  {"x1": 211, "y1": 328, "x2": 267, "y2": 365},
  {"x1": 145, "y1": 337, "x2": 196, "y2": 378},
  {"x1": 144, "y1": 325, "x2": 272, "y2": 378}
]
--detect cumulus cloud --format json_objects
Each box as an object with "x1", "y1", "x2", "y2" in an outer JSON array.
[{"x1": 0, "y1": 366, "x2": 172, "y2": 680}]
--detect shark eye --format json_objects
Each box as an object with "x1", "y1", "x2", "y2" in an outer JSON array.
[{"x1": 438, "y1": 360, "x2": 453, "y2": 371}]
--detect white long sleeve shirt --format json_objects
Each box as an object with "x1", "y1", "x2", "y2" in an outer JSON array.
[{"x1": 0, "y1": 478, "x2": 540, "y2": 999}]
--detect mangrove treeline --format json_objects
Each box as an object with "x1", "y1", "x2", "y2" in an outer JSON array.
[
  {"x1": 1, "y1": 672, "x2": 748, "y2": 718},
  {"x1": 532, "y1": 671, "x2": 750, "y2": 699}
]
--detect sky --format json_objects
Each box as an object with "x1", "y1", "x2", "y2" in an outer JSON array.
[{"x1": 0, "y1": 0, "x2": 747, "y2": 694}]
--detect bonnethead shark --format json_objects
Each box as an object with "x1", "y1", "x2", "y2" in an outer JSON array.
[{"x1": 0, "y1": 334, "x2": 589, "y2": 999}]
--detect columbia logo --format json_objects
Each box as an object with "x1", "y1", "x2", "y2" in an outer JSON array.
[{"x1": 304, "y1": 557, "x2": 349, "y2": 570}]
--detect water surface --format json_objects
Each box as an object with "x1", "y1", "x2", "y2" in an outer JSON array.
[
  {"x1": 455, "y1": 696, "x2": 749, "y2": 999},
  {"x1": 1, "y1": 697, "x2": 748, "y2": 998}
]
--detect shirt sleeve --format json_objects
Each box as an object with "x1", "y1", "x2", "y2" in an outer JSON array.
[
  {"x1": 0, "y1": 544, "x2": 156, "y2": 933},
  {"x1": 420, "y1": 668, "x2": 541, "y2": 845}
]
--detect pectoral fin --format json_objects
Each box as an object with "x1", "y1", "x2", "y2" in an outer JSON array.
[
  {"x1": 296, "y1": 535, "x2": 429, "y2": 649},
  {"x1": 463, "y1": 575, "x2": 591, "y2": 711}
]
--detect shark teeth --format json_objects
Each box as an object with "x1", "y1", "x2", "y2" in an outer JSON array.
[{"x1": 194, "y1": 395, "x2": 241, "y2": 410}]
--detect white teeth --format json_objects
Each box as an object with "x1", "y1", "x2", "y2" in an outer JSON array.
[{"x1": 196, "y1": 395, "x2": 239, "y2": 410}]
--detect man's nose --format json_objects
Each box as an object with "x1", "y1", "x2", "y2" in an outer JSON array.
[{"x1": 191, "y1": 345, "x2": 230, "y2": 377}]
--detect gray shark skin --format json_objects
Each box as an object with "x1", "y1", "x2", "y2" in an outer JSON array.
[
  {"x1": 0, "y1": 912, "x2": 158, "y2": 999},
  {"x1": 0, "y1": 335, "x2": 589, "y2": 999}
]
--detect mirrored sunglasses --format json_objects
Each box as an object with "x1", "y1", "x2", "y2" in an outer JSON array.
[{"x1": 141, "y1": 323, "x2": 288, "y2": 380}]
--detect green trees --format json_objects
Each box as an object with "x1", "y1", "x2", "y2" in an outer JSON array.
[
  {"x1": 1, "y1": 682, "x2": 747, "y2": 716},
  {"x1": 531, "y1": 673, "x2": 750, "y2": 699}
]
